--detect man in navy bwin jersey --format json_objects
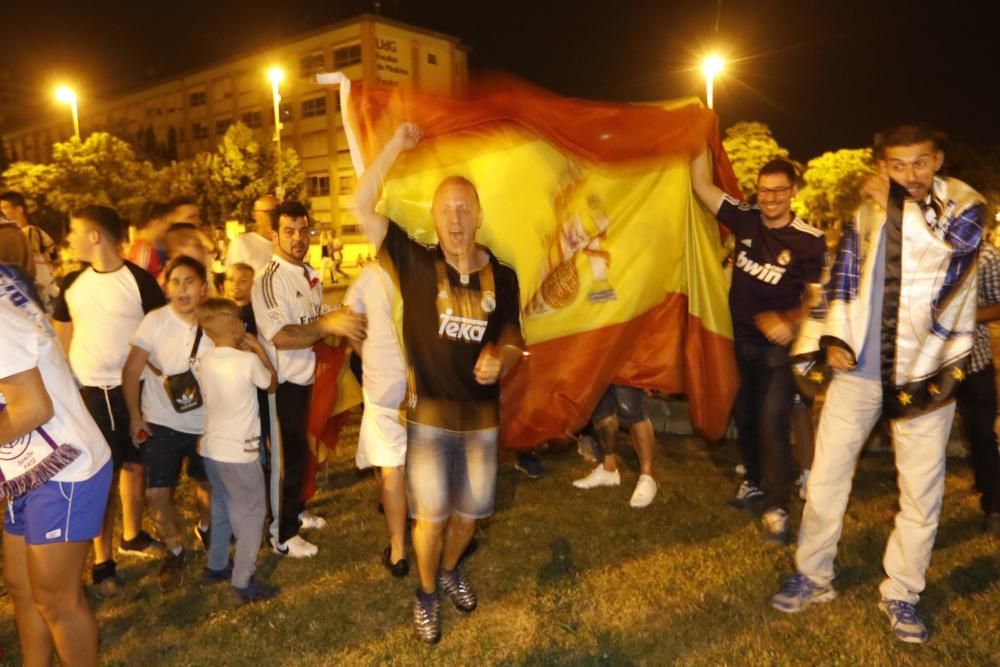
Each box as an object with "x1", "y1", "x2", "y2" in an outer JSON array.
[{"x1": 690, "y1": 152, "x2": 827, "y2": 544}]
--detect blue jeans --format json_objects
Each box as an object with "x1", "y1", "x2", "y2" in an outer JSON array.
[
  {"x1": 734, "y1": 340, "x2": 795, "y2": 511},
  {"x1": 405, "y1": 422, "x2": 498, "y2": 522}
]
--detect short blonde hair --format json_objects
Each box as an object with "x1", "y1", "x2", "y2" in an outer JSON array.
[{"x1": 196, "y1": 297, "x2": 241, "y2": 333}]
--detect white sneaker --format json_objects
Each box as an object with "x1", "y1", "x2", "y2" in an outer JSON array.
[
  {"x1": 298, "y1": 511, "x2": 328, "y2": 531},
  {"x1": 629, "y1": 474, "x2": 658, "y2": 508},
  {"x1": 272, "y1": 535, "x2": 319, "y2": 558},
  {"x1": 797, "y1": 469, "x2": 810, "y2": 501},
  {"x1": 572, "y1": 465, "x2": 621, "y2": 489}
]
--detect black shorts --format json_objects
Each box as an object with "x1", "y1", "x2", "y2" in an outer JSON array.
[
  {"x1": 142, "y1": 423, "x2": 207, "y2": 488},
  {"x1": 592, "y1": 384, "x2": 647, "y2": 427},
  {"x1": 80, "y1": 385, "x2": 142, "y2": 469}
]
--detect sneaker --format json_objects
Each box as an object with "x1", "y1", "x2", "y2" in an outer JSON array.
[
  {"x1": 298, "y1": 511, "x2": 328, "y2": 531},
  {"x1": 271, "y1": 534, "x2": 318, "y2": 558},
  {"x1": 195, "y1": 525, "x2": 211, "y2": 550},
  {"x1": 118, "y1": 530, "x2": 169, "y2": 559},
  {"x1": 515, "y1": 452, "x2": 545, "y2": 479},
  {"x1": 158, "y1": 550, "x2": 186, "y2": 592},
  {"x1": 576, "y1": 434, "x2": 599, "y2": 463},
  {"x1": 382, "y1": 546, "x2": 409, "y2": 578},
  {"x1": 761, "y1": 508, "x2": 791, "y2": 544},
  {"x1": 412, "y1": 589, "x2": 441, "y2": 644},
  {"x1": 572, "y1": 465, "x2": 621, "y2": 489},
  {"x1": 92, "y1": 573, "x2": 124, "y2": 599},
  {"x1": 231, "y1": 579, "x2": 281, "y2": 606},
  {"x1": 728, "y1": 479, "x2": 764, "y2": 509},
  {"x1": 770, "y1": 572, "x2": 837, "y2": 613},
  {"x1": 879, "y1": 599, "x2": 929, "y2": 644},
  {"x1": 797, "y1": 469, "x2": 811, "y2": 501},
  {"x1": 438, "y1": 567, "x2": 477, "y2": 613},
  {"x1": 202, "y1": 562, "x2": 234, "y2": 583},
  {"x1": 629, "y1": 474, "x2": 658, "y2": 508}
]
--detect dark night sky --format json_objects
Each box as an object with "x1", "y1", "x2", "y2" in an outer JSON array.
[{"x1": 3, "y1": 0, "x2": 998, "y2": 160}]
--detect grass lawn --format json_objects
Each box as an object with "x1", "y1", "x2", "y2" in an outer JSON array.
[{"x1": 2, "y1": 412, "x2": 998, "y2": 666}]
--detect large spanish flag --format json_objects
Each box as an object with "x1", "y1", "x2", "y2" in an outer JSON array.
[{"x1": 327, "y1": 73, "x2": 741, "y2": 446}]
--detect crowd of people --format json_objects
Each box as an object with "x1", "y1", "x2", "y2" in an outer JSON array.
[{"x1": 1, "y1": 119, "x2": 998, "y2": 663}]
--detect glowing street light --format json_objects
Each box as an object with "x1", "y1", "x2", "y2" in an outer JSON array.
[
  {"x1": 55, "y1": 86, "x2": 80, "y2": 139},
  {"x1": 701, "y1": 54, "x2": 725, "y2": 111},
  {"x1": 268, "y1": 67, "x2": 285, "y2": 198}
]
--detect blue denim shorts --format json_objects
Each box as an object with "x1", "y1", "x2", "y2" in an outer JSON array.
[
  {"x1": 592, "y1": 384, "x2": 647, "y2": 426},
  {"x1": 4, "y1": 460, "x2": 112, "y2": 545},
  {"x1": 405, "y1": 422, "x2": 498, "y2": 522}
]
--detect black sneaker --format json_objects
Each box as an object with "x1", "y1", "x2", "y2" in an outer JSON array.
[
  {"x1": 119, "y1": 530, "x2": 168, "y2": 559},
  {"x1": 728, "y1": 479, "x2": 765, "y2": 509},
  {"x1": 412, "y1": 589, "x2": 441, "y2": 644},
  {"x1": 92, "y1": 560, "x2": 124, "y2": 598},
  {"x1": 515, "y1": 452, "x2": 545, "y2": 479},
  {"x1": 230, "y1": 579, "x2": 280, "y2": 606},
  {"x1": 202, "y1": 562, "x2": 234, "y2": 584},
  {"x1": 195, "y1": 525, "x2": 211, "y2": 550},
  {"x1": 438, "y1": 567, "x2": 477, "y2": 613},
  {"x1": 382, "y1": 546, "x2": 409, "y2": 578},
  {"x1": 159, "y1": 550, "x2": 186, "y2": 592}
]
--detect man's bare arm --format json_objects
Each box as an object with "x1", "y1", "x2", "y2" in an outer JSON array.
[
  {"x1": 690, "y1": 148, "x2": 726, "y2": 215},
  {"x1": 271, "y1": 309, "x2": 367, "y2": 350},
  {"x1": 354, "y1": 123, "x2": 423, "y2": 248}
]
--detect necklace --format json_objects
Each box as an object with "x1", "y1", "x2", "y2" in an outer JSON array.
[{"x1": 459, "y1": 273, "x2": 470, "y2": 286}]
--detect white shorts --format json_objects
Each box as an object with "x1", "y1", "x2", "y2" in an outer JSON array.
[{"x1": 356, "y1": 401, "x2": 407, "y2": 469}]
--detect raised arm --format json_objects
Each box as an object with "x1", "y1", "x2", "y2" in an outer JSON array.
[
  {"x1": 690, "y1": 148, "x2": 726, "y2": 215},
  {"x1": 354, "y1": 122, "x2": 423, "y2": 248}
]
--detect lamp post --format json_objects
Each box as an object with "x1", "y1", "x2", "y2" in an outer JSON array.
[
  {"x1": 55, "y1": 86, "x2": 80, "y2": 139},
  {"x1": 701, "y1": 55, "x2": 725, "y2": 111},
  {"x1": 268, "y1": 67, "x2": 285, "y2": 199}
]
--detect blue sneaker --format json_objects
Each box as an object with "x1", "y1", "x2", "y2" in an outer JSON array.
[
  {"x1": 879, "y1": 599, "x2": 928, "y2": 644},
  {"x1": 770, "y1": 572, "x2": 837, "y2": 613},
  {"x1": 515, "y1": 452, "x2": 545, "y2": 479}
]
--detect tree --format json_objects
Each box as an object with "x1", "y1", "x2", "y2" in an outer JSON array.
[
  {"x1": 722, "y1": 121, "x2": 793, "y2": 198},
  {"x1": 154, "y1": 122, "x2": 306, "y2": 226},
  {"x1": 795, "y1": 148, "x2": 876, "y2": 234}
]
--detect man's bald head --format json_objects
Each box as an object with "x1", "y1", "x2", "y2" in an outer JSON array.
[{"x1": 252, "y1": 194, "x2": 279, "y2": 235}]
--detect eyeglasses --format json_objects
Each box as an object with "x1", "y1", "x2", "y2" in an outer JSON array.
[{"x1": 757, "y1": 186, "x2": 792, "y2": 196}]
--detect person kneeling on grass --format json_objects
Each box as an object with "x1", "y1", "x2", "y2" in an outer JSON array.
[
  {"x1": 122, "y1": 255, "x2": 214, "y2": 592},
  {"x1": 1, "y1": 263, "x2": 113, "y2": 667},
  {"x1": 196, "y1": 297, "x2": 280, "y2": 604}
]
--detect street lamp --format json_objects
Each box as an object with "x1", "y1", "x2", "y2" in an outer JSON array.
[
  {"x1": 55, "y1": 86, "x2": 80, "y2": 139},
  {"x1": 268, "y1": 67, "x2": 285, "y2": 199},
  {"x1": 701, "y1": 54, "x2": 725, "y2": 111}
]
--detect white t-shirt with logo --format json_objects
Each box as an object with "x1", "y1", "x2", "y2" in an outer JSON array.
[
  {"x1": 226, "y1": 232, "x2": 274, "y2": 274},
  {"x1": 343, "y1": 263, "x2": 407, "y2": 409},
  {"x1": 0, "y1": 281, "x2": 112, "y2": 482},
  {"x1": 198, "y1": 347, "x2": 272, "y2": 463},
  {"x1": 131, "y1": 305, "x2": 214, "y2": 434},
  {"x1": 52, "y1": 261, "x2": 165, "y2": 388},
  {"x1": 251, "y1": 255, "x2": 323, "y2": 385}
]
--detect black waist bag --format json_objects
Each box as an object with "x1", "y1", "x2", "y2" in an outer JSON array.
[{"x1": 147, "y1": 327, "x2": 204, "y2": 413}]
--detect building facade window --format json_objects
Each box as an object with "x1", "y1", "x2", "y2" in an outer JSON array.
[
  {"x1": 189, "y1": 91, "x2": 206, "y2": 107},
  {"x1": 279, "y1": 101, "x2": 294, "y2": 122},
  {"x1": 192, "y1": 121, "x2": 209, "y2": 139},
  {"x1": 301, "y1": 96, "x2": 327, "y2": 118},
  {"x1": 215, "y1": 118, "x2": 232, "y2": 135},
  {"x1": 306, "y1": 174, "x2": 331, "y2": 197},
  {"x1": 299, "y1": 52, "x2": 326, "y2": 78},
  {"x1": 338, "y1": 173, "x2": 354, "y2": 194},
  {"x1": 241, "y1": 110, "x2": 263, "y2": 128},
  {"x1": 427, "y1": 53, "x2": 438, "y2": 65},
  {"x1": 333, "y1": 43, "x2": 362, "y2": 68}
]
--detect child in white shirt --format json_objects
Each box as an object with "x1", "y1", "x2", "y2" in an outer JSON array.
[{"x1": 196, "y1": 297, "x2": 279, "y2": 605}]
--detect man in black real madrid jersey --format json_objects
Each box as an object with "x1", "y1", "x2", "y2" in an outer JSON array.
[
  {"x1": 690, "y1": 151, "x2": 827, "y2": 544},
  {"x1": 356, "y1": 122, "x2": 523, "y2": 644}
]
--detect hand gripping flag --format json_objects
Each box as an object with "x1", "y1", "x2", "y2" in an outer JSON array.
[{"x1": 323, "y1": 72, "x2": 741, "y2": 446}]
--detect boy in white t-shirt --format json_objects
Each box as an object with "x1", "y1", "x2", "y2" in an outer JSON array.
[
  {"x1": 122, "y1": 255, "x2": 214, "y2": 591},
  {"x1": 196, "y1": 297, "x2": 279, "y2": 604}
]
